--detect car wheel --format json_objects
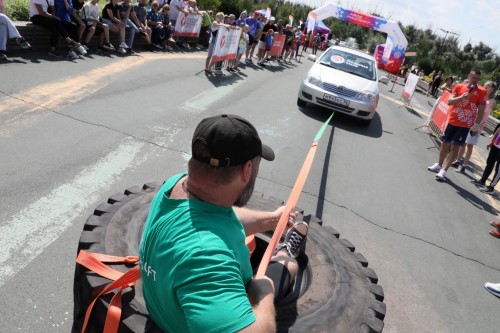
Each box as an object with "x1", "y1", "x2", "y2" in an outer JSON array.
[
  {"x1": 72, "y1": 183, "x2": 386, "y2": 333},
  {"x1": 297, "y1": 97, "x2": 307, "y2": 107}
]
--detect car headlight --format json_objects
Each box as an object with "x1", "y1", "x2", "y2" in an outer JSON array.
[
  {"x1": 306, "y1": 73, "x2": 322, "y2": 88},
  {"x1": 356, "y1": 91, "x2": 377, "y2": 103}
]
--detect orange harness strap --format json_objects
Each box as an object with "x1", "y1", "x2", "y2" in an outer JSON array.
[
  {"x1": 76, "y1": 250, "x2": 141, "y2": 333},
  {"x1": 255, "y1": 142, "x2": 319, "y2": 278},
  {"x1": 77, "y1": 235, "x2": 257, "y2": 333},
  {"x1": 255, "y1": 112, "x2": 334, "y2": 278}
]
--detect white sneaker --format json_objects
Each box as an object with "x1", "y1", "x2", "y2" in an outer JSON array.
[
  {"x1": 485, "y1": 282, "x2": 500, "y2": 297},
  {"x1": 76, "y1": 45, "x2": 87, "y2": 55},
  {"x1": 436, "y1": 169, "x2": 446, "y2": 182},
  {"x1": 427, "y1": 163, "x2": 441, "y2": 173},
  {"x1": 119, "y1": 42, "x2": 129, "y2": 49}
]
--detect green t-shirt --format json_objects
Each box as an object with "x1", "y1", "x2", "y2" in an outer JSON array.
[
  {"x1": 201, "y1": 12, "x2": 211, "y2": 27},
  {"x1": 139, "y1": 173, "x2": 255, "y2": 333}
]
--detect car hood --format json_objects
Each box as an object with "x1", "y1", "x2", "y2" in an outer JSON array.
[{"x1": 312, "y1": 63, "x2": 379, "y2": 93}]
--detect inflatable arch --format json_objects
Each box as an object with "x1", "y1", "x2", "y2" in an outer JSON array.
[{"x1": 307, "y1": 3, "x2": 408, "y2": 74}]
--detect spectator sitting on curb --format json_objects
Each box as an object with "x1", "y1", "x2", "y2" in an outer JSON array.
[
  {"x1": 119, "y1": 0, "x2": 152, "y2": 54},
  {"x1": 54, "y1": 0, "x2": 87, "y2": 59},
  {"x1": 133, "y1": 0, "x2": 153, "y2": 51},
  {"x1": 146, "y1": 1, "x2": 164, "y2": 49},
  {"x1": 158, "y1": 4, "x2": 175, "y2": 49},
  {"x1": 101, "y1": 0, "x2": 128, "y2": 54},
  {"x1": 82, "y1": 0, "x2": 115, "y2": 52},
  {"x1": 29, "y1": 0, "x2": 82, "y2": 57},
  {"x1": 0, "y1": 13, "x2": 31, "y2": 61}
]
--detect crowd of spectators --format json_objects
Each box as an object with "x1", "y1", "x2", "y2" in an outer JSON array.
[{"x1": 1, "y1": 1, "x2": 318, "y2": 67}]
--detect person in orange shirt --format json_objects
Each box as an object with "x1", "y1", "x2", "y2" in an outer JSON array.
[{"x1": 427, "y1": 69, "x2": 487, "y2": 182}]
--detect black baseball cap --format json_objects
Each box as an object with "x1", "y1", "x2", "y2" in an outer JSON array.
[{"x1": 192, "y1": 114, "x2": 275, "y2": 167}]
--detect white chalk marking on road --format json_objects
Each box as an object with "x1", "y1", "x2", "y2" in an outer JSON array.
[
  {"x1": 0, "y1": 140, "x2": 144, "y2": 288},
  {"x1": 183, "y1": 81, "x2": 244, "y2": 113}
]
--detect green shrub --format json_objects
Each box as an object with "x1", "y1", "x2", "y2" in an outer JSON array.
[{"x1": 6, "y1": 0, "x2": 30, "y2": 21}]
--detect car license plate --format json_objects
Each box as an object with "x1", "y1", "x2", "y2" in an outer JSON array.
[{"x1": 323, "y1": 94, "x2": 350, "y2": 106}]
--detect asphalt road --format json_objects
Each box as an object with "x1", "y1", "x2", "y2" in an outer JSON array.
[{"x1": 1, "y1": 48, "x2": 499, "y2": 333}]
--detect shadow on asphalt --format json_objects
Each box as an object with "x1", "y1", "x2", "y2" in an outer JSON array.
[
  {"x1": 298, "y1": 103, "x2": 383, "y2": 139},
  {"x1": 443, "y1": 178, "x2": 499, "y2": 215}
]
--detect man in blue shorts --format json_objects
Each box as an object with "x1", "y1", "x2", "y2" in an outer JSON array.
[
  {"x1": 427, "y1": 70, "x2": 487, "y2": 182},
  {"x1": 244, "y1": 11, "x2": 260, "y2": 63}
]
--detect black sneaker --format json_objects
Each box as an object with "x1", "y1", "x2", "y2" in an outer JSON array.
[
  {"x1": 97, "y1": 46, "x2": 110, "y2": 53},
  {"x1": 0, "y1": 52, "x2": 9, "y2": 61},
  {"x1": 451, "y1": 160, "x2": 462, "y2": 168},
  {"x1": 471, "y1": 179, "x2": 486, "y2": 187},
  {"x1": 274, "y1": 221, "x2": 308, "y2": 259},
  {"x1": 16, "y1": 37, "x2": 31, "y2": 49},
  {"x1": 47, "y1": 49, "x2": 61, "y2": 57},
  {"x1": 480, "y1": 186, "x2": 495, "y2": 194},
  {"x1": 102, "y1": 43, "x2": 115, "y2": 51},
  {"x1": 68, "y1": 39, "x2": 81, "y2": 48},
  {"x1": 127, "y1": 48, "x2": 135, "y2": 55},
  {"x1": 455, "y1": 165, "x2": 466, "y2": 173}
]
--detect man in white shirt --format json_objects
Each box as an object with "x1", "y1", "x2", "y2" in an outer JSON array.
[
  {"x1": 29, "y1": 0, "x2": 81, "y2": 56},
  {"x1": 82, "y1": 0, "x2": 114, "y2": 52}
]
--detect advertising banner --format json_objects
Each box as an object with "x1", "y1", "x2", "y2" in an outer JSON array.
[
  {"x1": 431, "y1": 91, "x2": 451, "y2": 132},
  {"x1": 270, "y1": 35, "x2": 286, "y2": 56},
  {"x1": 402, "y1": 73, "x2": 419, "y2": 101},
  {"x1": 307, "y1": 3, "x2": 408, "y2": 73},
  {"x1": 211, "y1": 27, "x2": 242, "y2": 62},
  {"x1": 173, "y1": 13, "x2": 202, "y2": 37}
]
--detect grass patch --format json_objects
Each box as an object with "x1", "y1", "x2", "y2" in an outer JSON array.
[{"x1": 6, "y1": 0, "x2": 30, "y2": 21}]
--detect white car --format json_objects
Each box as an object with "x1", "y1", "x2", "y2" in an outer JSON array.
[{"x1": 297, "y1": 45, "x2": 388, "y2": 125}]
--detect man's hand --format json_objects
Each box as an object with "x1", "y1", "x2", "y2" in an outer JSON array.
[
  {"x1": 271, "y1": 207, "x2": 298, "y2": 230},
  {"x1": 470, "y1": 123, "x2": 479, "y2": 137}
]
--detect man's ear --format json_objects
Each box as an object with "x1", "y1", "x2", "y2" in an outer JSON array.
[{"x1": 241, "y1": 160, "x2": 253, "y2": 183}]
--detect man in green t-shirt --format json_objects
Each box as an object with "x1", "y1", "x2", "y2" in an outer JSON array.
[{"x1": 139, "y1": 114, "x2": 308, "y2": 333}]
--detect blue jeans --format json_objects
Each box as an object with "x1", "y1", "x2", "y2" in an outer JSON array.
[
  {"x1": 0, "y1": 13, "x2": 21, "y2": 51},
  {"x1": 122, "y1": 18, "x2": 139, "y2": 48}
]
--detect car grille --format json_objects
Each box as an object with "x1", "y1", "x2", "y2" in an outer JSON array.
[
  {"x1": 316, "y1": 98, "x2": 355, "y2": 113},
  {"x1": 322, "y1": 82, "x2": 357, "y2": 98}
]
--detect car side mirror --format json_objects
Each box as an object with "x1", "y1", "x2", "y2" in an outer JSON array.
[
  {"x1": 379, "y1": 76, "x2": 389, "y2": 84},
  {"x1": 308, "y1": 54, "x2": 317, "y2": 62}
]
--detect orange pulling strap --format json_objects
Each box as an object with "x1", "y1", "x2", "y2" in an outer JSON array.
[
  {"x1": 255, "y1": 112, "x2": 334, "y2": 278},
  {"x1": 76, "y1": 250, "x2": 141, "y2": 333}
]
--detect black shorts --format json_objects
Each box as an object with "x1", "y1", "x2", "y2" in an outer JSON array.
[
  {"x1": 248, "y1": 35, "x2": 258, "y2": 45},
  {"x1": 85, "y1": 21, "x2": 104, "y2": 34},
  {"x1": 442, "y1": 123, "x2": 470, "y2": 146}
]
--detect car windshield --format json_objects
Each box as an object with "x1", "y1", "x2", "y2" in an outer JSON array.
[{"x1": 319, "y1": 49, "x2": 376, "y2": 81}]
